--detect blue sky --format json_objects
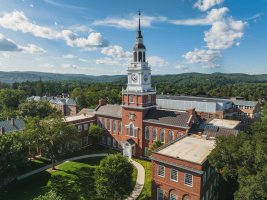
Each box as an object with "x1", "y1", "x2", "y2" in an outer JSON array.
[{"x1": 0, "y1": 0, "x2": 266, "y2": 75}]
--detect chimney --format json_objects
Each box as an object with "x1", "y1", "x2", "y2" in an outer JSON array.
[
  {"x1": 99, "y1": 99, "x2": 106, "y2": 106},
  {"x1": 0, "y1": 127, "x2": 5, "y2": 135},
  {"x1": 10, "y1": 118, "x2": 15, "y2": 126}
]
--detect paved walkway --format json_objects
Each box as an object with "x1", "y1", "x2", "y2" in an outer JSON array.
[
  {"x1": 126, "y1": 159, "x2": 145, "y2": 200},
  {"x1": 17, "y1": 154, "x2": 145, "y2": 200}
]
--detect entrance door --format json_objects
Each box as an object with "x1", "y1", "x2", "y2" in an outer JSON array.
[{"x1": 123, "y1": 142, "x2": 132, "y2": 159}]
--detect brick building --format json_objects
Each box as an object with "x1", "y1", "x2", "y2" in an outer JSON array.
[
  {"x1": 64, "y1": 109, "x2": 95, "y2": 147},
  {"x1": 151, "y1": 135, "x2": 218, "y2": 200},
  {"x1": 94, "y1": 13, "x2": 196, "y2": 158}
]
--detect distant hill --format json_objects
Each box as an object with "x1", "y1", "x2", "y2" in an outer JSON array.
[
  {"x1": 0, "y1": 71, "x2": 267, "y2": 84},
  {"x1": 0, "y1": 71, "x2": 124, "y2": 83}
]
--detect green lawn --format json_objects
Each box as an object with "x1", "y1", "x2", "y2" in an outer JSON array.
[
  {"x1": 1, "y1": 155, "x2": 137, "y2": 200},
  {"x1": 134, "y1": 158, "x2": 152, "y2": 200}
]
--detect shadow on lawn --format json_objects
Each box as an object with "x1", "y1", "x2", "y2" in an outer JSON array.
[
  {"x1": 0, "y1": 170, "x2": 51, "y2": 200},
  {"x1": 49, "y1": 167, "x2": 98, "y2": 200}
]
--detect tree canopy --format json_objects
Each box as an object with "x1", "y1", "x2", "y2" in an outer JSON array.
[{"x1": 95, "y1": 154, "x2": 134, "y2": 199}]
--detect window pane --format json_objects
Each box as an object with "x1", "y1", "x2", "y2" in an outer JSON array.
[
  {"x1": 168, "y1": 130, "x2": 173, "y2": 143},
  {"x1": 145, "y1": 126, "x2": 150, "y2": 140},
  {"x1": 130, "y1": 124, "x2": 133, "y2": 136},
  {"x1": 184, "y1": 173, "x2": 193, "y2": 186},
  {"x1": 157, "y1": 165, "x2": 165, "y2": 177},
  {"x1": 113, "y1": 120, "x2": 116, "y2": 132},
  {"x1": 157, "y1": 188, "x2": 164, "y2": 200},
  {"x1": 170, "y1": 169, "x2": 178, "y2": 182},
  {"x1": 118, "y1": 121, "x2": 121, "y2": 133},
  {"x1": 170, "y1": 193, "x2": 177, "y2": 200},
  {"x1": 153, "y1": 128, "x2": 157, "y2": 141},
  {"x1": 160, "y1": 129, "x2": 165, "y2": 143}
]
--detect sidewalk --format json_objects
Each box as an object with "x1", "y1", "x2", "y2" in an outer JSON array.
[{"x1": 125, "y1": 159, "x2": 145, "y2": 200}]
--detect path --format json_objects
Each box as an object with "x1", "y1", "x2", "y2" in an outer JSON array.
[
  {"x1": 125, "y1": 159, "x2": 145, "y2": 200},
  {"x1": 17, "y1": 153, "x2": 145, "y2": 200}
]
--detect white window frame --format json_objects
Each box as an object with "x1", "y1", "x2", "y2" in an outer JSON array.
[
  {"x1": 184, "y1": 173, "x2": 193, "y2": 187},
  {"x1": 157, "y1": 164, "x2": 165, "y2": 177},
  {"x1": 170, "y1": 169, "x2": 178, "y2": 182}
]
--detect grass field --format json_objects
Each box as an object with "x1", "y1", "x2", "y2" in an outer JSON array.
[
  {"x1": 1, "y1": 156, "x2": 137, "y2": 200},
  {"x1": 134, "y1": 158, "x2": 152, "y2": 200}
]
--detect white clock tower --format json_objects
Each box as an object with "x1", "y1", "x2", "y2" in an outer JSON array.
[{"x1": 126, "y1": 11, "x2": 152, "y2": 92}]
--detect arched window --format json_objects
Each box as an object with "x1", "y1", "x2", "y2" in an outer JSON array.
[
  {"x1": 143, "y1": 52, "x2": 146, "y2": 62},
  {"x1": 107, "y1": 119, "x2": 110, "y2": 130},
  {"x1": 102, "y1": 118, "x2": 105, "y2": 129},
  {"x1": 134, "y1": 52, "x2": 137, "y2": 62},
  {"x1": 168, "y1": 130, "x2": 173, "y2": 143},
  {"x1": 160, "y1": 129, "x2": 165, "y2": 143},
  {"x1": 130, "y1": 124, "x2": 134, "y2": 136},
  {"x1": 145, "y1": 126, "x2": 150, "y2": 140},
  {"x1": 118, "y1": 121, "x2": 121, "y2": 134},
  {"x1": 138, "y1": 51, "x2": 142, "y2": 62},
  {"x1": 169, "y1": 192, "x2": 177, "y2": 200},
  {"x1": 182, "y1": 195, "x2": 190, "y2": 200},
  {"x1": 113, "y1": 120, "x2": 116, "y2": 132},
  {"x1": 152, "y1": 128, "x2": 157, "y2": 141}
]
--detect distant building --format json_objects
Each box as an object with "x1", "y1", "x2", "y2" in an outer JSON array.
[
  {"x1": 151, "y1": 135, "x2": 218, "y2": 200},
  {"x1": 27, "y1": 95, "x2": 77, "y2": 116},
  {"x1": 0, "y1": 118, "x2": 25, "y2": 135},
  {"x1": 157, "y1": 95, "x2": 260, "y2": 130}
]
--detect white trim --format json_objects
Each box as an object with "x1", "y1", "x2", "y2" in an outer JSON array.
[
  {"x1": 170, "y1": 168, "x2": 178, "y2": 182},
  {"x1": 157, "y1": 164, "x2": 165, "y2": 177}
]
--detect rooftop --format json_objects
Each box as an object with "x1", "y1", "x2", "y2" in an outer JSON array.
[
  {"x1": 157, "y1": 95, "x2": 231, "y2": 103},
  {"x1": 232, "y1": 100, "x2": 258, "y2": 107},
  {"x1": 65, "y1": 114, "x2": 94, "y2": 122},
  {"x1": 143, "y1": 108, "x2": 191, "y2": 128},
  {"x1": 0, "y1": 119, "x2": 25, "y2": 133},
  {"x1": 208, "y1": 119, "x2": 241, "y2": 129},
  {"x1": 95, "y1": 104, "x2": 122, "y2": 118},
  {"x1": 157, "y1": 135, "x2": 215, "y2": 164}
]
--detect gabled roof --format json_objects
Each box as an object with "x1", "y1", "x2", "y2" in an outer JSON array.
[
  {"x1": 95, "y1": 104, "x2": 122, "y2": 118},
  {"x1": 143, "y1": 108, "x2": 191, "y2": 128},
  {"x1": 0, "y1": 119, "x2": 25, "y2": 133}
]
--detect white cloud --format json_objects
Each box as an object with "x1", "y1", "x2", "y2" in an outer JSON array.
[
  {"x1": 204, "y1": 18, "x2": 245, "y2": 49},
  {"x1": 194, "y1": 0, "x2": 224, "y2": 12},
  {"x1": 62, "y1": 54, "x2": 76, "y2": 59},
  {"x1": 184, "y1": 48, "x2": 221, "y2": 68},
  {"x1": 148, "y1": 56, "x2": 169, "y2": 67},
  {"x1": 61, "y1": 30, "x2": 109, "y2": 49},
  {"x1": 0, "y1": 10, "x2": 109, "y2": 49},
  {"x1": 30, "y1": 4, "x2": 34, "y2": 8},
  {"x1": 20, "y1": 44, "x2": 46, "y2": 54},
  {"x1": 101, "y1": 45, "x2": 131, "y2": 58},
  {"x1": 175, "y1": 64, "x2": 189, "y2": 71},
  {"x1": 93, "y1": 14, "x2": 167, "y2": 30},
  {"x1": 0, "y1": 33, "x2": 45, "y2": 54},
  {"x1": 170, "y1": 7, "x2": 228, "y2": 26}
]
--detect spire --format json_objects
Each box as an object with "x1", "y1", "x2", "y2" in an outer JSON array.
[{"x1": 137, "y1": 10, "x2": 143, "y2": 39}]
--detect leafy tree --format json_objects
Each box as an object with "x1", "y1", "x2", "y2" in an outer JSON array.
[
  {"x1": 147, "y1": 141, "x2": 163, "y2": 156},
  {"x1": 19, "y1": 100, "x2": 61, "y2": 119},
  {"x1": 0, "y1": 89, "x2": 26, "y2": 110},
  {"x1": 95, "y1": 154, "x2": 133, "y2": 199},
  {"x1": 0, "y1": 132, "x2": 27, "y2": 185},
  {"x1": 33, "y1": 190, "x2": 62, "y2": 200},
  {"x1": 88, "y1": 124, "x2": 103, "y2": 147}
]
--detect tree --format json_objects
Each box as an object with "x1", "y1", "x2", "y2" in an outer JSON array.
[
  {"x1": 95, "y1": 154, "x2": 133, "y2": 199},
  {"x1": 25, "y1": 116, "x2": 79, "y2": 169},
  {"x1": 147, "y1": 141, "x2": 163, "y2": 156},
  {"x1": 42, "y1": 117, "x2": 80, "y2": 169},
  {"x1": 0, "y1": 132, "x2": 27, "y2": 186},
  {"x1": 19, "y1": 100, "x2": 61, "y2": 119},
  {"x1": 208, "y1": 106, "x2": 267, "y2": 200},
  {"x1": 88, "y1": 124, "x2": 103, "y2": 147},
  {"x1": 0, "y1": 89, "x2": 26, "y2": 110},
  {"x1": 33, "y1": 190, "x2": 62, "y2": 200}
]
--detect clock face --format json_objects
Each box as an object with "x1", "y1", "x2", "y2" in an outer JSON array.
[
  {"x1": 143, "y1": 74, "x2": 148, "y2": 82},
  {"x1": 131, "y1": 74, "x2": 138, "y2": 82}
]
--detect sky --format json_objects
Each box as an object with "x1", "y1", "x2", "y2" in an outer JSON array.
[{"x1": 0, "y1": 0, "x2": 266, "y2": 75}]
